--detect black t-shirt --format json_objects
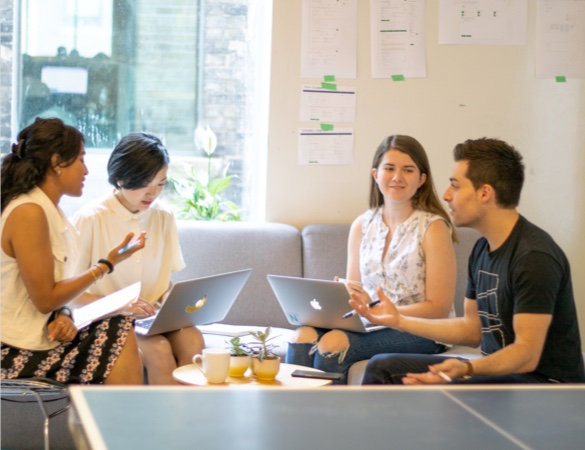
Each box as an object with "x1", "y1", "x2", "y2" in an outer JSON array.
[{"x1": 466, "y1": 215, "x2": 585, "y2": 382}]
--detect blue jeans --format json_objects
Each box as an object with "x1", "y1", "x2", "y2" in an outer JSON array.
[
  {"x1": 285, "y1": 328, "x2": 446, "y2": 384},
  {"x1": 362, "y1": 354, "x2": 555, "y2": 384}
]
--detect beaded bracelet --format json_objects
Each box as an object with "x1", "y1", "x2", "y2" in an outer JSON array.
[{"x1": 97, "y1": 258, "x2": 114, "y2": 274}]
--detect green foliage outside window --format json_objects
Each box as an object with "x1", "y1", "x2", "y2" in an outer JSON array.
[{"x1": 168, "y1": 125, "x2": 242, "y2": 222}]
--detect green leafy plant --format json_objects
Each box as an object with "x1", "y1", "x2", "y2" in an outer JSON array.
[
  {"x1": 248, "y1": 327, "x2": 279, "y2": 361},
  {"x1": 225, "y1": 336, "x2": 252, "y2": 357},
  {"x1": 169, "y1": 125, "x2": 242, "y2": 221}
]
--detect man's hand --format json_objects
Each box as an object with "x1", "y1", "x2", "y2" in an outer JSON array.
[
  {"x1": 348, "y1": 286, "x2": 401, "y2": 329},
  {"x1": 402, "y1": 371, "x2": 446, "y2": 385},
  {"x1": 403, "y1": 359, "x2": 470, "y2": 385}
]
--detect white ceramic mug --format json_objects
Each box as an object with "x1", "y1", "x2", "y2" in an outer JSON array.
[{"x1": 192, "y1": 348, "x2": 230, "y2": 384}]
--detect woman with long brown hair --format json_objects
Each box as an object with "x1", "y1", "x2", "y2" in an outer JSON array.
[{"x1": 286, "y1": 134, "x2": 457, "y2": 384}]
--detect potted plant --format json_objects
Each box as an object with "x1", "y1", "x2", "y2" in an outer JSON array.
[
  {"x1": 168, "y1": 124, "x2": 242, "y2": 221},
  {"x1": 225, "y1": 336, "x2": 252, "y2": 377},
  {"x1": 247, "y1": 327, "x2": 281, "y2": 381}
]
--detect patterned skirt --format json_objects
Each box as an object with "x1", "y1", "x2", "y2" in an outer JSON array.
[{"x1": 1, "y1": 315, "x2": 134, "y2": 384}]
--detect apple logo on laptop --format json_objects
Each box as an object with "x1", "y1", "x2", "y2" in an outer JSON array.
[
  {"x1": 310, "y1": 299, "x2": 322, "y2": 310},
  {"x1": 185, "y1": 295, "x2": 207, "y2": 313}
]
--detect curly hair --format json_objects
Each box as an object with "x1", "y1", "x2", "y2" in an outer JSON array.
[{"x1": 1, "y1": 117, "x2": 84, "y2": 212}]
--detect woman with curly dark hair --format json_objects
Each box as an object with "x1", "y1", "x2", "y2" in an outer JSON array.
[{"x1": 1, "y1": 117, "x2": 144, "y2": 384}]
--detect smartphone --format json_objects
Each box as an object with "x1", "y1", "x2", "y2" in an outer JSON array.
[
  {"x1": 118, "y1": 238, "x2": 146, "y2": 255},
  {"x1": 291, "y1": 369, "x2": 343, "y2": 380}
]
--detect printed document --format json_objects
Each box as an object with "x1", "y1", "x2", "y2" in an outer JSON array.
[{"x1": 73, "y1": 282, "x2": 141, "y2": 329}]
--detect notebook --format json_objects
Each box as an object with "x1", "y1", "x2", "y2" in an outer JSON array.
[
  {"x1": 134, "y1": 269, "x2": 252, "y2": 336},
  {"x1": 267, "y1": 275, "x2": 383, "y2": 333},
  {"x1": 73, "y1": 282, "x2": 141, "y2": 329}
]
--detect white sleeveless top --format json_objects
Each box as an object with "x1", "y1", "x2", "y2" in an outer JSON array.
[
  {"x1": 1, "y1": 187, "x2": 78, "y2": 350},
  {"x1": 360, "y1": 208, "x2": 447, "y2": 306}
]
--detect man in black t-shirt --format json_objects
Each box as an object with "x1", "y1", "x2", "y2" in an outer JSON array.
[{"x1": 353, "y1": 138, "x2": 585, "y2": 384}]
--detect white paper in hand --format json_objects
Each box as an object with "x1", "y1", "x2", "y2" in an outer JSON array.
[{"x1": 73, "y1": 282, "x2": 141, "y2": 329}]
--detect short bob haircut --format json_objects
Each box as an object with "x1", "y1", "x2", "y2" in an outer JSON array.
[{"x1": 107, "y1": 132, "x2": 169, "y2": 190}]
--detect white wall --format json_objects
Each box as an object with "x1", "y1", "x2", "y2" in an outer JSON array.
[{"x1": 266, "y1": 0, "x2": 585, "y2": 345}]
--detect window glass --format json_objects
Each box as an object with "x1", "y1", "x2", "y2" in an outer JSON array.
[{"x1": 19, "y1": 0, "x2": 271, "y2": 220}]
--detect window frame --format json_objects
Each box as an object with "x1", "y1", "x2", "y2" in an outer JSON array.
[{"x1": 11, "y1": 0, "x2": 272, "y2": 221}]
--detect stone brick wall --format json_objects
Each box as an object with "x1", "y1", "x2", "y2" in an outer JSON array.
[
  {"x1": 0, "y1": 0, "x2": 260, "y2": 218},
  {"x1": 198, "y1": 0, "x2": 253, "y2": 212},
  {"x1": 132, "y1": 0, "x2": 199, "y2": 151}
]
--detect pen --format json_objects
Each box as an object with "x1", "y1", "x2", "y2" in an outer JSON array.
[
  {"x1": 118, "y1": 238, "x2": 147, "y2": 255},
  {"x1": 437, "y1": 371, "x2": 452, "y2": 382},
  {"x1": 342, "y1": 300, "x2": 381, "y2": 319}
]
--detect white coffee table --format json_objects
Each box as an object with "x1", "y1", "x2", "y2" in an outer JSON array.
[{"x1": 173, "y1": 362, "x2": 332, "y2": 388}]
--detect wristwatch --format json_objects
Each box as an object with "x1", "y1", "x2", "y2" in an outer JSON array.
[{"x1": 48, "y1": 306, "x2": 72, "y2": 323}]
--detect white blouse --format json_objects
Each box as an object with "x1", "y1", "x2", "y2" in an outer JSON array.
[{"x1": 72, "y1": 191, "x2": 185, "y2": 305}]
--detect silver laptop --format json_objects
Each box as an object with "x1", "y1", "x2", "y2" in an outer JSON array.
[
  {"x1": 135, "y1": 269, "x2": 252, "y2": 336},
  {"x1": 267, "y1": 275, "x2": 382, "y2": 333}
]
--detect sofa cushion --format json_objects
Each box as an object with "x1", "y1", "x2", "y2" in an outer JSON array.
[
  {"x1": 174, "y1": 221, "x2": 301, "y2": 329},
  {"x1": 301, "y1": 224, "x2": 350, "y2": 280}
]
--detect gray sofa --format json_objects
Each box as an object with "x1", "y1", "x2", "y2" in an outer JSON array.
[
  {"x1": 174, "y1": 221, "x2": 482, "y2": 384},
  {"x1": 0, "y1": 221, "x2": 480, "y2": 450}
]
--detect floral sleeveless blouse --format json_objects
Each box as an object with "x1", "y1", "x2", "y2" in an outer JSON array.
[{"x1": 360, "y1": 208, "x2": 447, "y2": 306}]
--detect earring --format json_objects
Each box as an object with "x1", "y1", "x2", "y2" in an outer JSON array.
[{"x1": 56, "y1": 170, "x2": 62, "y2": 176}]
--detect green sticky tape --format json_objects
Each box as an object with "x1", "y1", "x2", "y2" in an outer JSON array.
[
  {"x1": 323, "y1": 75, "x2": 336, "y2": 82},
  {"x1": 391, "y1": 74, "x2": 405, "y2": 81},
  {"x1": 555, "y1": 76, "x2": 567, "y2": 83},
  {"x1": 321, "y1": 82, "x2": 337, "y2": 90},
  {"x1": 320, "y1": 123, "x2": 334, "y2": 131}
]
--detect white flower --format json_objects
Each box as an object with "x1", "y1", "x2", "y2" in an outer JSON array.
[{"x1": 194, "y1": 124, "x2": 217, "y2": 156}]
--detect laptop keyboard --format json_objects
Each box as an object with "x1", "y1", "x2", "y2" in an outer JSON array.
[{"x1": 135, "y1": 317, "x2": 154, "y2": 330}]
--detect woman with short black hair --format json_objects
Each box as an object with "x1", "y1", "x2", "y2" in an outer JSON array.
[{"x1": 73, "y1": 132, "x2": 204, "y2": 385}]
